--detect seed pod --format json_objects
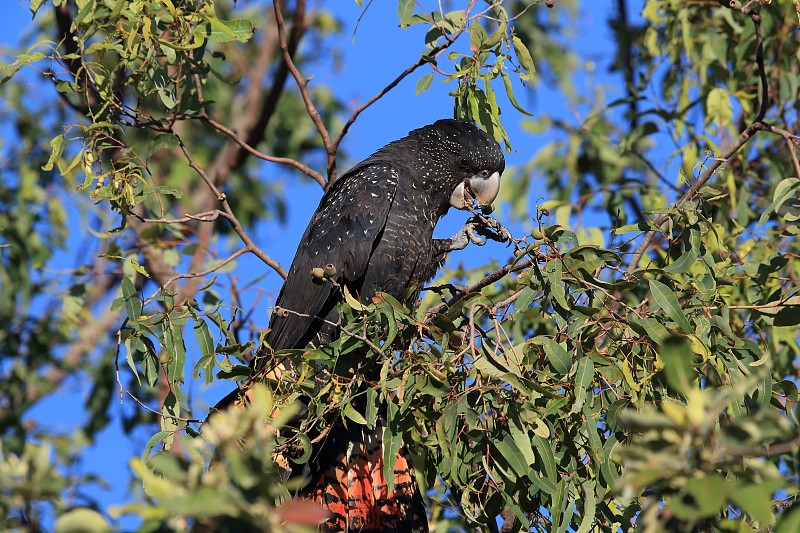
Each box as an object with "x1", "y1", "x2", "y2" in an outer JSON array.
[
  {"x1": 324, "y1": 263, "x2": 337, "y2": 277},
  {"x1": 310, "y1": 267, "x2": 326, "y2": 279}
]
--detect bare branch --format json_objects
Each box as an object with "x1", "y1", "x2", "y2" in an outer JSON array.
[
  {"x1": 727, "y1": 434, "x2": 800, "y2": 458},
  {"x1": 755, "y1": 122, "x2": 800, "y2": 180},
  {"x1": 177, "y1": 140, "x2": 288, "y2": 279},
  {"x1": 330, "y1": 30, "x2": 467, "y2": 169},
  {"x1": 426, "y1": 257, "x2": 536, "y2": 317},
  {"x1": 273, "y1": 0, "x2": 334, "y2": 179},
  {"x1": 199, "y1": 110, "x2": 325, "y2": 187},
  {"x1": 235, "y1": 0, "x2": 307, "y2": 168},
  {"x1": 135, "y1": 209, "x2": 230, "y2": 225}
]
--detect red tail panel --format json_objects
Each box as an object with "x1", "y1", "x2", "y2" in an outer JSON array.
[{"x1": 307, "y1": 433, "x2": 427, "y2": 532}]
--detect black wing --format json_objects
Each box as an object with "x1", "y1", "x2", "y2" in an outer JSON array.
[{"x1": 264, "y1": 163, "x2": 399, "y2": 352}]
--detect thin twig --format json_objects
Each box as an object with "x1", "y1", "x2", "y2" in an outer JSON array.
[
  {"x1": 329, "y1": 25, "x2": 469, "y2": 180},
  {"x1": 177, "y1": 139, "x2": 288, "y2": 279},
  {"x1": 200, "y1": 112, "x2": 325, "y2": 186},
  {"x1": 273, "y1": 0, "x2": 334, "y2": 178},
  {"x1": 755, "y1": 122, "x2": 800, "y2": 179},
  {"x1": 427, "y1": 257, "x2": 537, "y2": 317},
  {"x1": 135, "y1": 209, "x2": 230, "y2": 225},
  {"x1": 153, "y1": 247, "x2": 251, "y2": 296}
]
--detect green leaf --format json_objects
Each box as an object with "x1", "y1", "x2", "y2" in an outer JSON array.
[
  {"x1": 343, "y1": 402, "x2": 368, "y2": 426},
  {"x1": 683, "y1": 475, "x2": 728, "y2": 517},
  {"x1": 600, "y1": 434, "x2": 620, "y2": 486},
  {"x1": 774, "y1": 305, "x2": 800, "y2": 326},
  {"x1": 383, "y1": 401, "x2": 403, "y2": 493},
  {"x1": 494, "y1": 433, "x2": 528, "y2": 478},
  {"x1": 485, "y1": 17, "x2": 507, "y2": 48},
  {"x1": 508, "y1": 413, "x2": 536, "y2": 467},
  {"x1": 397, "y1": 0, "x2": 415, "y2": 28},
  {"x1": 658, "y1": 337, "x2": 696, "y2": 394},
  {"x1": 147, "y1": 134, "x2": 180, "y2": 158},
  {"x1": 469, "y1": 22, "x2": 489, "y2": 50},
  {"x1": 571, "y1": 356, "x2": 594, "y2": 413},
  {"x1": 472, "y1": 350, "x2": 509, "y2": 377},
  {"x1": 164, "y1": 319, "x2": 186, "y2": 384},
  {"x1": 550, "y1": 478, "x2": 567, "y2": 531},
  {"x1": 546, "y1": 259, "x2": 569, "y2": 310},
  {"x1": 30, "y1": 0, "x2": 48, "y2": 16},
  {"x1": 343, "y1": 285, "x2": 369, "y2": 311},
  {"x1": 759, "y1": 177, "x2": 800, "y2": 226},
  {"x1": 731, "y1": 480, "x2": 783, "y2": 524},
  {"x1": 365, "y1": 387, "x2": 379, "y2": 429},
  {"x1": 649, "y1": 278, "x2": 692, "y2": 333},
  {"x1": 501, "y1": 71, "x2": 533, "y2": 116},
  {"x1": 1, "y1": 48, "x2": 47, "y2": 84},
  {"x1": 121, "y1": 277, "x2": 141, "y2": 321},
  {"x1": 532, "y1": 434, "x2": 558, "y2": 483},
  {"x1": 193, "y1": 320, "x2": 215, "y2": 384},
  {"x1": 42, "y1": 133, "x2": 65, "y2": 172},
  {"x1": 515, "y1": 286, "x2": 537, "y2": 311},
  {"x1": 157, "y1": 87, "x2": 177, "y2": 109},
  {"x1": 124, "y1": 337, "x2": 140, "y2": 386},
  {"x1": 130, "y1": 458, "x2": 175, "y2": 500},
  {"x1": 536, "y1": 337, "x2": 572, "y2": 375},
  {"x1": 415, "y1": 73, "x2": 434, "y2": 95},
  {"x1": 630, "y1": 315, "x2": 671, "y2": 345},
  {"x1": 194, "y1": 319, "x2": 214, "y2": 359},
  {"x1": 575, "y1": 480, "x2": 597, "y2": 533},
  {"x1": 290, "y1": 433, "x2": 313, "y2": 464},
  {"x1": 54, "y1": 509, "x2": 111, "y2": 533},
  {"x1": 142, "y1": 430, "x2": 171, "y2": 459},
  {"x1": 664, "y1": 244, "x2": 700, "y2": 274},
  {"x1": 199, "y1": 17, "x2": 235, "y2": 42},
  {"x1": 512, "y1": 35, "x2": 535, "y2": 78},
  {"x1": 218, "y1": 18, "x2": 255, "y2": 42},
  {"x1": 706, "y1": 87, "x2": 733, "y2": 128}
]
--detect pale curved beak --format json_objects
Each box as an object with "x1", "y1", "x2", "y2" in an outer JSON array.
[{"x1": 449, "y1": 171, "x2": 501, "y2": 210}]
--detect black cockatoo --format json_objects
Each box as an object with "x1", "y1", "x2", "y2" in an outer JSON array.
[{"x1": 214, "y1": 119, "x2": 505, "y2": 532}]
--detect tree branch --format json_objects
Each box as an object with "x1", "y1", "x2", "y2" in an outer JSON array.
[
  {"x1": 143, "y1": 248, "x2": 252, "y2": 305},
  {"x1": 727, "y1": 434, "x2": 800, "y2": 458},
  {"x1": 426, "y1": 257, "x2": 536, "y2": 318},
  {"x1": 755, "y1": 122, "x2": 800, "y2": 179},
  {"x1": 236, "y1": 0, "x2": 307, "y2": 169},
  {"x1": 177, "y1": 140, "x2": 288, "y2": 279},
  {"x1": 329, "y1": 31, "x2": 467, "y2": 180},
  {"x1": 199, "y1": 108, "x2": 325, "y2": 187},
  {"x1": 273, "y1": 0, "x2": 334, "y2": 179}
]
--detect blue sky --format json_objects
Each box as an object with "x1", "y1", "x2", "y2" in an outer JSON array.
[{"x1": 1, "y1": 0, "x2": 636, "y2": 527}]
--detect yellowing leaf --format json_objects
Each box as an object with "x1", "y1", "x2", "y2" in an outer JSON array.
[{"x1": 706, "y1": 87, "x2": 733, "y2": 128}]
